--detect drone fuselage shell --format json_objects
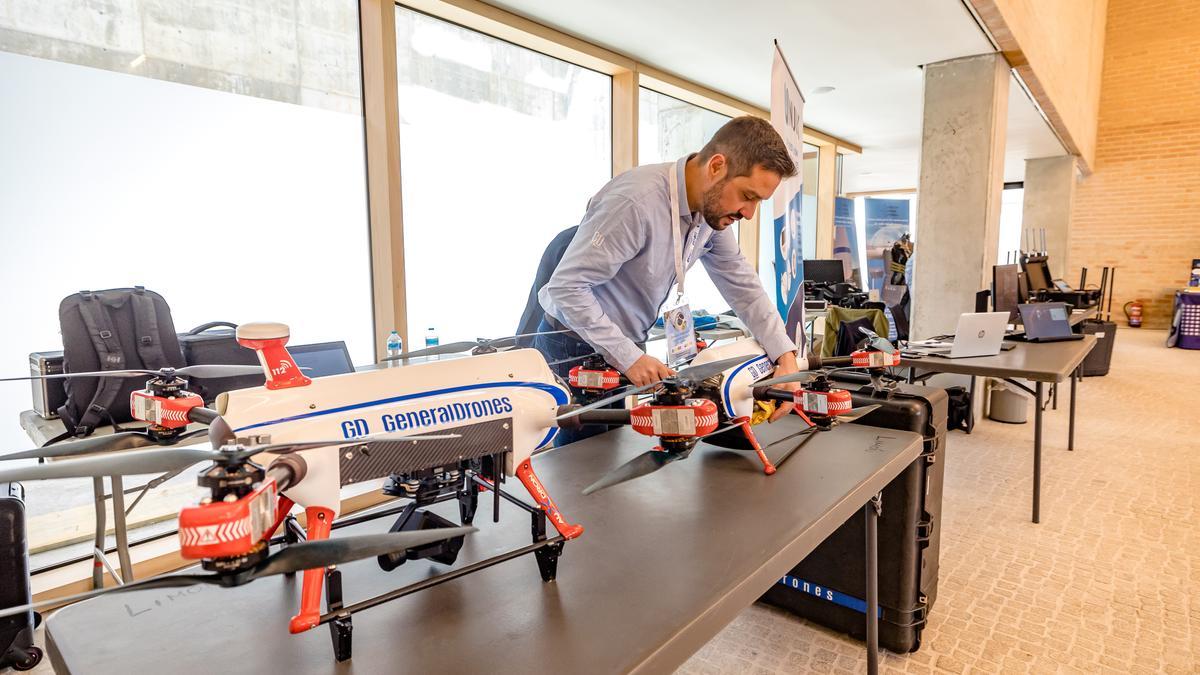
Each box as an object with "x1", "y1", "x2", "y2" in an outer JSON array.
[
  {"x1": 216, "y1": 349, "x2": 568, "y2": 517},
  {"x1": 686, "y1": 338, "x2": 775, "y2": 419}
]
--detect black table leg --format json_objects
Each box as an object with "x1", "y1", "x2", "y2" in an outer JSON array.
[
  {"x1": 866, "y1": 493, "x2": 881, "y2": 675},
  {"x1": 1068, "y1": 367, "x2": 1078, "y2": 451},
  {"x1": 1033, "y1": 382, "x2": 1043, "y2": 523},
  {"x1": 966, "y1": 376, "x2": 977, "y2": 434},
  {"x1": 1052, "y1": 381, "x2": 1058, "y2": 410}
]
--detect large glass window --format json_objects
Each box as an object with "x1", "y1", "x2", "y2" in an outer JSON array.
[
  {"x1": 638, "y1": 88, "x2": 734, "y2": 315},
  {"x1": 0, "y1": 1, "x2": 372, "y2": 552},
  {"x1": 395, "y1": 7, "x2": 612, "y2": 342},
  {"x1": 997, "y1": 186, "x2": 1025, "y2": 263}
]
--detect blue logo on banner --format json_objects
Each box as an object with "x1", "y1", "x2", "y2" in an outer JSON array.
[
  {"x1": 774, "y1": 191, "x2": 805, "y2": 346},
  {"x1": 777, "y1": 575, "x2": 882, "y2": 618},
  {"x1": 863, "y1": 198, "x2": 910, "y2": 294}
]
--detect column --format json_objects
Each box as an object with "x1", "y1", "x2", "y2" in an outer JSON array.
[
  {"x1": 1022, "y1": 156, "x2": 1077, "y2": 280},
  {"x1": 911, "y1": 53, "x2": 1010, "y2": 339}
]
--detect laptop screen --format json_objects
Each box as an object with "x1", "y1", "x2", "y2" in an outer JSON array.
[
  {"x1": 290, "y1": 341, "x2": 355, "y2": 377},
  {"x1": 1019, "y1": 303, "x2": 1074, "y2": 339}
]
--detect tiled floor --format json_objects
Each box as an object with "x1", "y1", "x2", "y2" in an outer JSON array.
[{"x1": 680, "y1": 328, "x2": 1200, "y2": 674}]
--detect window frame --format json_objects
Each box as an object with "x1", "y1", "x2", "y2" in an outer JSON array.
[{"x1": 367, "y1": 0, "x2": 862, "y2": 354}]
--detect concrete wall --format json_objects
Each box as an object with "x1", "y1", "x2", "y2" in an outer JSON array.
[
  {"x1": 970, "y1": 0, "x2": 1107, "y2": 171},
  {"x1": 1069, "y1": 0, "x2": 1200, "y2": 329},
  {"x1": 911, "y1": 53, "x2": 1009, "y2": 340},
  {"x1": 0, "y1": 0, "x2": 362, "y2": 114},
  {"x1": 1022, "y1": 156, "x2": 1077, "y2": 281}
]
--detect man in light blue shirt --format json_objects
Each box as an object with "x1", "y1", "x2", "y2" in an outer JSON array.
[{"x1": 536, "y1": 117, "x2": 807, "y2": 441}]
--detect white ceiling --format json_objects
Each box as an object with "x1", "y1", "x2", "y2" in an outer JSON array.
[{"x1": 486, "y1": 0, "x2": 1066, "y2": 192}]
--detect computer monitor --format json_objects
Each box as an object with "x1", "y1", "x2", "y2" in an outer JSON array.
[
  {"x1": 803, "y1": 259, "x2": 846, "y2": 285},
  {"x1": 290, "y1": 341, "x2": 355, "y2": 377},
  {"x1": 992, "y1": 264, "x2": 1020, "y2": 320}
]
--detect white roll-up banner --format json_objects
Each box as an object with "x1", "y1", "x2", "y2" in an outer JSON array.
[{"x1": 771, "y1": 41, "x2": 806, "y2": 348}]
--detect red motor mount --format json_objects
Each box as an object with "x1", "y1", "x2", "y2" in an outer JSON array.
[
  {"x1": 131, "y1": 388, "x2": 203, "y2": 430},
  {"x1": 129, "y1": 373, "x2": 204, "y2": 440},
  {"x1": 630, "y1": 398, "x2": 719, "y2": 438},
  {"x1": 794, "y1": 386, "x2": 853, "y2": 418},
  {"x1": 179, "y1": 476, "x2": 278, "y2": 562},
  {"x1": 851, "y1": 349, "x2": 901, "y2": 368},
  {"x1": 568, "y1": 364, "x2": 622, "y2": 391}
]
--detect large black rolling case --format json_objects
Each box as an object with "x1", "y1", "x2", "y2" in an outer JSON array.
[
  {"x1": 760, "y1": 380, "x2": 947, "y2": 653},
  {"x1": 1077, "y1": 320, "x2": 1117, "y2": 377},
  {"x1": 0, "y1": 482, "x2": 40, "y2": 671}
]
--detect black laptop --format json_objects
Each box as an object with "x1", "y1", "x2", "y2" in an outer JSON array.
[
  {"x1": 290, "y1": 341, "x2": 356, "y2": 376},
  {"x1": 1016, "y1": 303, "x2": 1085, "y2": 343}
]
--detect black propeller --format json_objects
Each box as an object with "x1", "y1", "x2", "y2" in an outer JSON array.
[
  {"x1": 753, "y1": 371, "x2": 823, "y2": 388},
  {"x1": 830, "y1": 404, "x2": 881, "y2": 423},
  {"x1": 0, "y1": 364, "x2": 267, "y2": 383},
  {"x1": 556, "y1": 355, "x2": 753, "y2": 422},
  {"x1": 754, "y1": 363, "x2": 864, "y2": 388},
  {"x1": 381, "y1": 329, "x2": 572, "y2": 362},
  {"x1": 0, "y1": 527, "x2": 476, "y2": 620},
  {"x1": 0, "y1": 432, "x2": 462, "y2": 482},
  {"x1": 581, "y1": 449, "x2": 687, "y2": 495},
  {"x1": 769, "y1": 427, "x2": 821, "y2": 467},
  {"x1": 760, "y1": 404, "x2": 881, "y2": 467},
  {"x1": 0, "y1": 427, "x2": 212, "y2": 462}
]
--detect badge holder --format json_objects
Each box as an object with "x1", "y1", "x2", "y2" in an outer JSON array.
[{"x1": 663, "y1": 296, "x2": 697, "y2": 366}]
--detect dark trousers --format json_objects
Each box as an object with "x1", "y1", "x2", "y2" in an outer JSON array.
[{"x1": 533, "y1": 318, "x2": 619, "y2": 447}]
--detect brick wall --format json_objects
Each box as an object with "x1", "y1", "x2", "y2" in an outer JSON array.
[{"x1": 1069, "y1": 0, "x2": 1200, "y2": 328}]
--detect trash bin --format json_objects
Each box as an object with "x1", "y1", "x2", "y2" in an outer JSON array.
[{"x1": 988, "y1": 381, "x2": 1027, "y2": 424}]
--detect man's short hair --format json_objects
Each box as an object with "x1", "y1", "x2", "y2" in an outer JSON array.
[{"x1": 697, "y1": 116, "x2": 798, "y2": 180}]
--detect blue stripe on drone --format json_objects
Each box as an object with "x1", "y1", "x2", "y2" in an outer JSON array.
[{"x1": 232, "y1": 381, "x2": 569, "y2": 449}]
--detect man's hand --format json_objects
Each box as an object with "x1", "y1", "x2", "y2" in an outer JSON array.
[
  {"x1": 625, "y1": 355, "x2": 675, "y2": 387},
  {"x1": 768, "y1": 351, "x2": 803, "y2": 422}
]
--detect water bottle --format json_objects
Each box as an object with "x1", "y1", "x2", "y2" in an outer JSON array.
[
  {"x1": 425, "y1": 327, "x2": 439, "y2": 348},
  {"x1": 386, "y1": 331, "x2": 403, "y2": 367}
]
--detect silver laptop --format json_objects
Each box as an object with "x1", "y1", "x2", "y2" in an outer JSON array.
[{"x1": 911, "y1": 312, "x2": 1010, "y2": 358}]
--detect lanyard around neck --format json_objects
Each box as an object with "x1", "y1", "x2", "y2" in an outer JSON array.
[{"x1": 668, "y1": 165, "x2": 687, "y2": 301}]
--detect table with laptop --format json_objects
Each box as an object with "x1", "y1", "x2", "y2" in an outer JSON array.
[{"x1": 900, "y1": 303, "x2": 1097, "y2": 523}]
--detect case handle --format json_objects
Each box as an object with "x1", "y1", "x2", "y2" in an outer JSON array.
[{"x1": 186, "y1": 321, "x2": 238, "y2": 335}]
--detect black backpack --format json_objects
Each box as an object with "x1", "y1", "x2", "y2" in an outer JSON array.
[
  {"x1": 56, "y1": 287, "x2": 185, "y2": 437},
  {"x1": 945, "y1": 385, "x2": 972, "y2": 432}
]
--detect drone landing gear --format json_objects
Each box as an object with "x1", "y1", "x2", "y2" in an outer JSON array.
[
  {"x1": 471, "y1": 473, "x2": 566, "y2": 582},
  {"x1": 289, "y1": 506, "x2": 334, "y2": 634},
  {"x1": 324, "y1": 566, "x2": 352, "y2": 661},
  {"x1": 278, "y1": 456, "x2": 574, "y2": 662},
  {"x1": 733, "y1": 416, "x2": 776, "y2": 475},
  {"x1": 313, "y1": 475, "x2": 567, "y2": 662}
]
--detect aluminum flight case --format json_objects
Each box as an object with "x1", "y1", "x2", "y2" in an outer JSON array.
[{"x1": 759, "y1": 379, "x2": 947, "y2": 653}]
